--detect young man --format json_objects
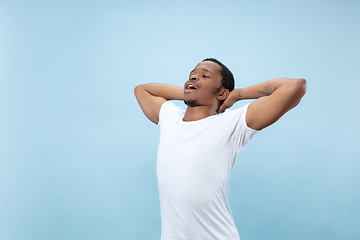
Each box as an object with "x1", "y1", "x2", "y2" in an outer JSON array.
[{"x1": 134, "y1": 58, "x2": 307, "y2": 240}]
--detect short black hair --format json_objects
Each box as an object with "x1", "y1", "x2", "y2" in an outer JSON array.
[{"x1": 202, "y1": 58, "x2": 234, "y2": 92}]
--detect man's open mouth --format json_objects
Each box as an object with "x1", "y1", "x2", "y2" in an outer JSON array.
[{"x1": 185, "y1": 82, "x2": 199, "y2": 90}]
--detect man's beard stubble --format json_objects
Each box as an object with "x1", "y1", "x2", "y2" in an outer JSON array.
[{"x1": 184, "y1": 99, "x2": 200, "y2": 107}]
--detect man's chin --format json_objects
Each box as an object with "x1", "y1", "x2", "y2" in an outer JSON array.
[{"x1": 184, "y1": 99, "x2": 199, "y2": 107}]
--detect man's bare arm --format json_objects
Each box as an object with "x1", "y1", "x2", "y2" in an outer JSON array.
[
  {"x1": 134, "y1": 83, "x2": 184, "y2": 124},
  {"x1": 218, "y1": 78, "x2": 307, "y2": 130}
]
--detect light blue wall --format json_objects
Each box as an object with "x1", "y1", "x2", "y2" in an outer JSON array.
[{"x1": 0, "y1": 0, "x2": 359, "y2": 239}]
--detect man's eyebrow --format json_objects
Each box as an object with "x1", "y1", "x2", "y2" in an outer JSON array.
[{"x1": 201, "y1": 68, "x2": 212, "y2": 73}]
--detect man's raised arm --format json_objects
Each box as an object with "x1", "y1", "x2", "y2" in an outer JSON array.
[
  {"x1": 134, "y1": 83, "x2": 184, "y2": 124},
  {"x1": 218, "y1": 78, "x2": 307, "y2": 130}
]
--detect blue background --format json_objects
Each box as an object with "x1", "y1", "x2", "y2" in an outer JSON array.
[{"x1": 1, "y1": 0, "x2": 359, "y2": 239}]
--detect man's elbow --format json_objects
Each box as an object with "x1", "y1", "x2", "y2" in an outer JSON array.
[
  {"x1": 290, "y1": 78, "x2": 307, "y2": 108},
  {"x1": 134, "y1": 84, "x2": 144, "y2": 96},
  {"x1": 289, "y1": 78, "x2": 307, "y2": 96},
  {"x1": 296, "y1": 78, "x2": 307, "y2": 96}
]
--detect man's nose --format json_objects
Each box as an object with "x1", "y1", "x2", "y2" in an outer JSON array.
[{"x1": 189, "y1": 74, "x2": 198, "y2": 81}]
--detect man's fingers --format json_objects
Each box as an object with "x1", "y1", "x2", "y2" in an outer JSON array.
[{"x1": 217, "y1": 104, "x2": 226, "y2": 114}]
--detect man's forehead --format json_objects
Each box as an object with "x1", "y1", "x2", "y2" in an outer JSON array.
[{"x1": 193, "y1": 61, "x2": 221, "y2": 73}]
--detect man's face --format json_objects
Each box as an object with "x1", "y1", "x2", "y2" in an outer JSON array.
[{"x1": 184, "y1": 61, "x2": 223, "y2": 107}]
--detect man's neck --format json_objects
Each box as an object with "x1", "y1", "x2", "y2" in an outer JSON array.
[{"x1": 182, "y1": 105, "x2": 219, "y2": 122}]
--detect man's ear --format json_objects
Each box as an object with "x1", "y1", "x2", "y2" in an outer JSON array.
[{"x1": 217, "y1": 88, "x2": 230, "y2": 101}]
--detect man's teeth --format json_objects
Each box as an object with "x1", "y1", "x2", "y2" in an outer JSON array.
[{"x1": 188, "y1": 84, "x2": 197, "y2": 89}]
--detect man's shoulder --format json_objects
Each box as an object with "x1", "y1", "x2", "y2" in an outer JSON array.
[
  {"x1": 221, "y1": 103, "x2": 258, "y2": 131},
  {"x1": 158, "y1": 101, "x2": 185, "y2": 126},
  {"x1": 160, "y1": 101, "x2": 184, "y2": 114}
]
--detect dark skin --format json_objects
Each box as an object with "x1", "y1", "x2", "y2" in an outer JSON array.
[{"x1": 182, "y1": 61, "x2": 229, "y2": 121}]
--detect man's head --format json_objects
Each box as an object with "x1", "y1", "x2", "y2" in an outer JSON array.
[
  {"x1": 184, "y1": 58, "x2": 234, "y2": 108},
  {"x1": 202, "y1": 58, "x2": 234, "y2": 92}
]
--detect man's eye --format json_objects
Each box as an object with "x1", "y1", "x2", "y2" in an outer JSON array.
[{"x1": 203, "y1": 75, "x2": 209, "y2": 78}]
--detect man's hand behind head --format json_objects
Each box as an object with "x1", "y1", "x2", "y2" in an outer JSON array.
[{"x1": 217, "y1": 88, "x2": 241, "y2": 114}]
